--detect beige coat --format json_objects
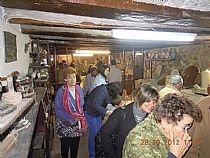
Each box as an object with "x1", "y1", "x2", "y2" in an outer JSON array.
[
  {"x1": 107, "y1": 65, "x2": 122, "y2": 83},
  {"x1": 158, "y1": 84, "x2": 181, "y2": 99}
]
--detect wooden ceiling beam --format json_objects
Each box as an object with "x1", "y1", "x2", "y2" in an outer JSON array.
[
  {"x1": 9, "y1": 17, "x2": 210, "y2": 34},
  {"x1": 21, "y1": 26, "x2": 111, "y2": 39},
  {"x1": 4, "y1": 7, "x2": 210, "y2": 34},
  {"x1": 1, "y1": 0, "x2": 210, "y2": 21}
]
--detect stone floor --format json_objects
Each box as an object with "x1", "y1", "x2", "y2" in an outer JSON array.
[{"x1": 50, "y1": 116, "x2": 89, "y2": 158}]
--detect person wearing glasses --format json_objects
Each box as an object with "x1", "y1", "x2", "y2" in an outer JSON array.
[
  {"x1": 123, "y1": 93, "x2": 202, "y2": 158},
  {"x1": 55, "y1": 67, "x2": 87, "y2": 158}
]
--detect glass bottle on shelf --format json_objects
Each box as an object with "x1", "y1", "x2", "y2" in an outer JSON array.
[
  {"x1": 0, "y1": 81, "x2": 2, "y2": 100},
  {"x1": 7, "y1": 75, "x2": 15, "y2": 93},
  {"x1": 207, "y1": 84, "x2": 210, "y2": 95}
]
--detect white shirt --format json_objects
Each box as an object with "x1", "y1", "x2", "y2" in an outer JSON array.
[
  {"x1": 68, "y1": 86, "x2": 75, "y2": 99},
  {"x1": 94, "y1": 73, "x2": 107, "y2": 88}
]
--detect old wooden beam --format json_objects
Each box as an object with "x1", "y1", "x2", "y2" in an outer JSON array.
[
  {"x1": 9, "y1": 17, "x2": 210, "y2": 34},
  {"x1": 1, "y1": 0, "x2": 210, "y2": 21}
]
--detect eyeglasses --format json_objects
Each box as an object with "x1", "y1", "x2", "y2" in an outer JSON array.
[{"x1": 182, "y1": 124, "x2": 192, "y2": 132}]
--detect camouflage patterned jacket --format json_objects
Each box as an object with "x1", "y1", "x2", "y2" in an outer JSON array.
[{"x1": 123, "y1": 113, "x2": 176, "y2": 158}]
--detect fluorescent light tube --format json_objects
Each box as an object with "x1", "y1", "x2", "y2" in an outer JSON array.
[
  {"x1": 112, "y1": 29, "x2": 197, "y2": 42},
  {"x1": 135, "y1": 53, "x2": 143, "y2": 56},
  {"x1": 75, "y1": 50, "x2": 110, "y2": 54},
  {"x1": 73, "y1": 53, "x2": 93, "y2": 57}
]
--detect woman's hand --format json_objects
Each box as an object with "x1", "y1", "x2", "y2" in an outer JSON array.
[
  {"x1": 169, "y1": 130, "x2": 192, "y2": 158},
  {"x1": 104, "y1": 110, "x2": 113, "y2": 120}
]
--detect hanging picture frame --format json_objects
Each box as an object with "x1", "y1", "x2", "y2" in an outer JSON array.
[{"x1": 4, "y1": 31, "x2": 17, "y2": 63}]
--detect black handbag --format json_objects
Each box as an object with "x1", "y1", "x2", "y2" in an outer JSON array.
[
  {"x1": 95, "y1": 109, "x2": 126, "y2": 158},
  {"x1": 95, "y1": 131, "x2": 115, "y2": 158}
]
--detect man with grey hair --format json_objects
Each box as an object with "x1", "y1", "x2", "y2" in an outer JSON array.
[{"x1": 159, "y1": 75, "x2": 183, "y2": 99}]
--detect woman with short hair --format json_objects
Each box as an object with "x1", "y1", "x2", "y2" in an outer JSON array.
[
  {"x1": 54, "y1": 67, "x2": 87, "y2": 158},
  {"x1": 95, "y1": 83, "x2": 159, "y2": 158},
  {"x1": 123, "y1": 93, "x2": 202, "y2": 158}
]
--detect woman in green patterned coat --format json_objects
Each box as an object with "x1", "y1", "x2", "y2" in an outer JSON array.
[{"x1": 123, "y1": 93, "x2": 202, "y2": 158}]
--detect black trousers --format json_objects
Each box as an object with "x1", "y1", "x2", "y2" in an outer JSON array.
[{"x1": 60, "y1": 136, "x2": 81, "y2": 158}]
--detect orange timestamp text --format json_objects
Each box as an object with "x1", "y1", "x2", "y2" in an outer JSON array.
[{"x1": 140, "y1": 138, "x2": 203, "y2": 146}]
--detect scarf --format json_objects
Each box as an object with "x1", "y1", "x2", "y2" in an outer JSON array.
[{"x1": 63, "y1": 84, "x2": 88, "y2": 133}]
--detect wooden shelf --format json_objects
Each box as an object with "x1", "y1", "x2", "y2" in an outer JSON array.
[
  {"x1": 0, "y1": 97, "x2": 35, "y2": 134},
  {"x1": 34, "y1": 77, "x2": 49, "y2": 83},
  {"x1": 145, "y1": 58, "x2": 173, "y2": 61},
  {"x1": 29, "y1": 65, "x2": 50, "y2": 69}
]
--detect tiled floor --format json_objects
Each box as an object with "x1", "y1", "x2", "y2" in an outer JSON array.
[{"x1": 51, "y1": 117, "x2": 89, "y2": 158}]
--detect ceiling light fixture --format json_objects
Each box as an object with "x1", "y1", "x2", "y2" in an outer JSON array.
[
  {"x1": 111, "y1": 29, "x2": 197, "y2": 42},
  {"x1": 73, "y1": 53, "x2": 93, "y2": 57},
  {"x1": 135, "y1": 52, "x2": 143, "y2": 56},
  {"x1": 75, "y1": 50, "x2": 110, "y2": 54}
]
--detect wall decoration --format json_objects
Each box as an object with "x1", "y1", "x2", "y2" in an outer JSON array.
[
  {"x1": 133, "y1": 52, "x2": 144, "y2": 80},
  {"x1": 24, "y1": 42, "x2": 31, "y2": 53},
  {"x1": 4, "y1": 31, "x2": 17, "y2": 63}
]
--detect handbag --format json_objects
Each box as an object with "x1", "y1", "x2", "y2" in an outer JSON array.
[{"x1": 95, "y1": 109, "x2": 127, "y2": 158}]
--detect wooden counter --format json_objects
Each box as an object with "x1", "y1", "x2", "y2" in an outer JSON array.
[
  {"x1": 3, "y1": 87, "x2": 47, "y2": 158},
  {"x1": 181, "y1": 89, "x2": 207, "y2": 104},
  {"x1": 0, "y1": 97, "x2": 35, "y2": 134}
]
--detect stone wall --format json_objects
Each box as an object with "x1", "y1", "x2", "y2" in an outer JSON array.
[{"x1": 144, "y1": 42, "x2": 210, "y2": 84}]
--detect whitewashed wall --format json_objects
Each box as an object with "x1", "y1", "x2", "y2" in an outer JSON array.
[{"x1": 0, "y1": 7, "x2": 31, "y2": 77}]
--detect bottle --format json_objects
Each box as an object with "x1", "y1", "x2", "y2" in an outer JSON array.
[
  {"x1": 7, "y1": 75, "x2": 15, "y2": 93},
  {"x1": 0, "y1": 81, "x2": 2, "y2": 100},
  {"x1": 207, "y1": 84, "x2": 210, "y2": 95}
]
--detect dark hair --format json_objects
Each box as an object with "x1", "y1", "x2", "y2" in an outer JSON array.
[
  {"x1": 98, "y1": 64, "x2": 108, "y2": 77},
  {"x1": 154, "y1": 93, "x2": 202, "y2": 124},
  {"x1": 134, "y1": 84, "x2": 159, "y2": 107},
  {"x1": 88, "y1": 64, "x2": 93, "y2": 73},
  {"x1": 107, "y1": 82, "x2": 123, "y2": 99},
  {"x1": 96, "y1": 59, "x2": 103, "y2": 69},
  {"x1": 111, "y1": 60, "x2": 116, "y2": 65}
]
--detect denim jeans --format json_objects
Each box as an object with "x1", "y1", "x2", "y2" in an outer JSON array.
[{"x1": 85, "y1": 112, "x2": 102, "y2": 158}]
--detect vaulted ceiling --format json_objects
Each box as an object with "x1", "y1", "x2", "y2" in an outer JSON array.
[{"x1": 1, "y1": 0, "x2": 210, "y2": 54}]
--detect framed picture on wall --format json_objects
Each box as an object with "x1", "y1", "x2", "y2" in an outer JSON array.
[
  {"x1": 133, "y1": 52, "x2": 144, "y2": 80},
  {"x1": 4, "y1": 31, "x2": 17, "y2": 63}
]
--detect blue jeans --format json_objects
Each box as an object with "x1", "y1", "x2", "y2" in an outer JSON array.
[{"x1": 85, "y1": 112, "x2": 102, "y2": 158}]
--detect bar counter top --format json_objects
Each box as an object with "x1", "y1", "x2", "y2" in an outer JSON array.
[{"x1": 3, "y1": 87, "x2": 46, "y2": 158}]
